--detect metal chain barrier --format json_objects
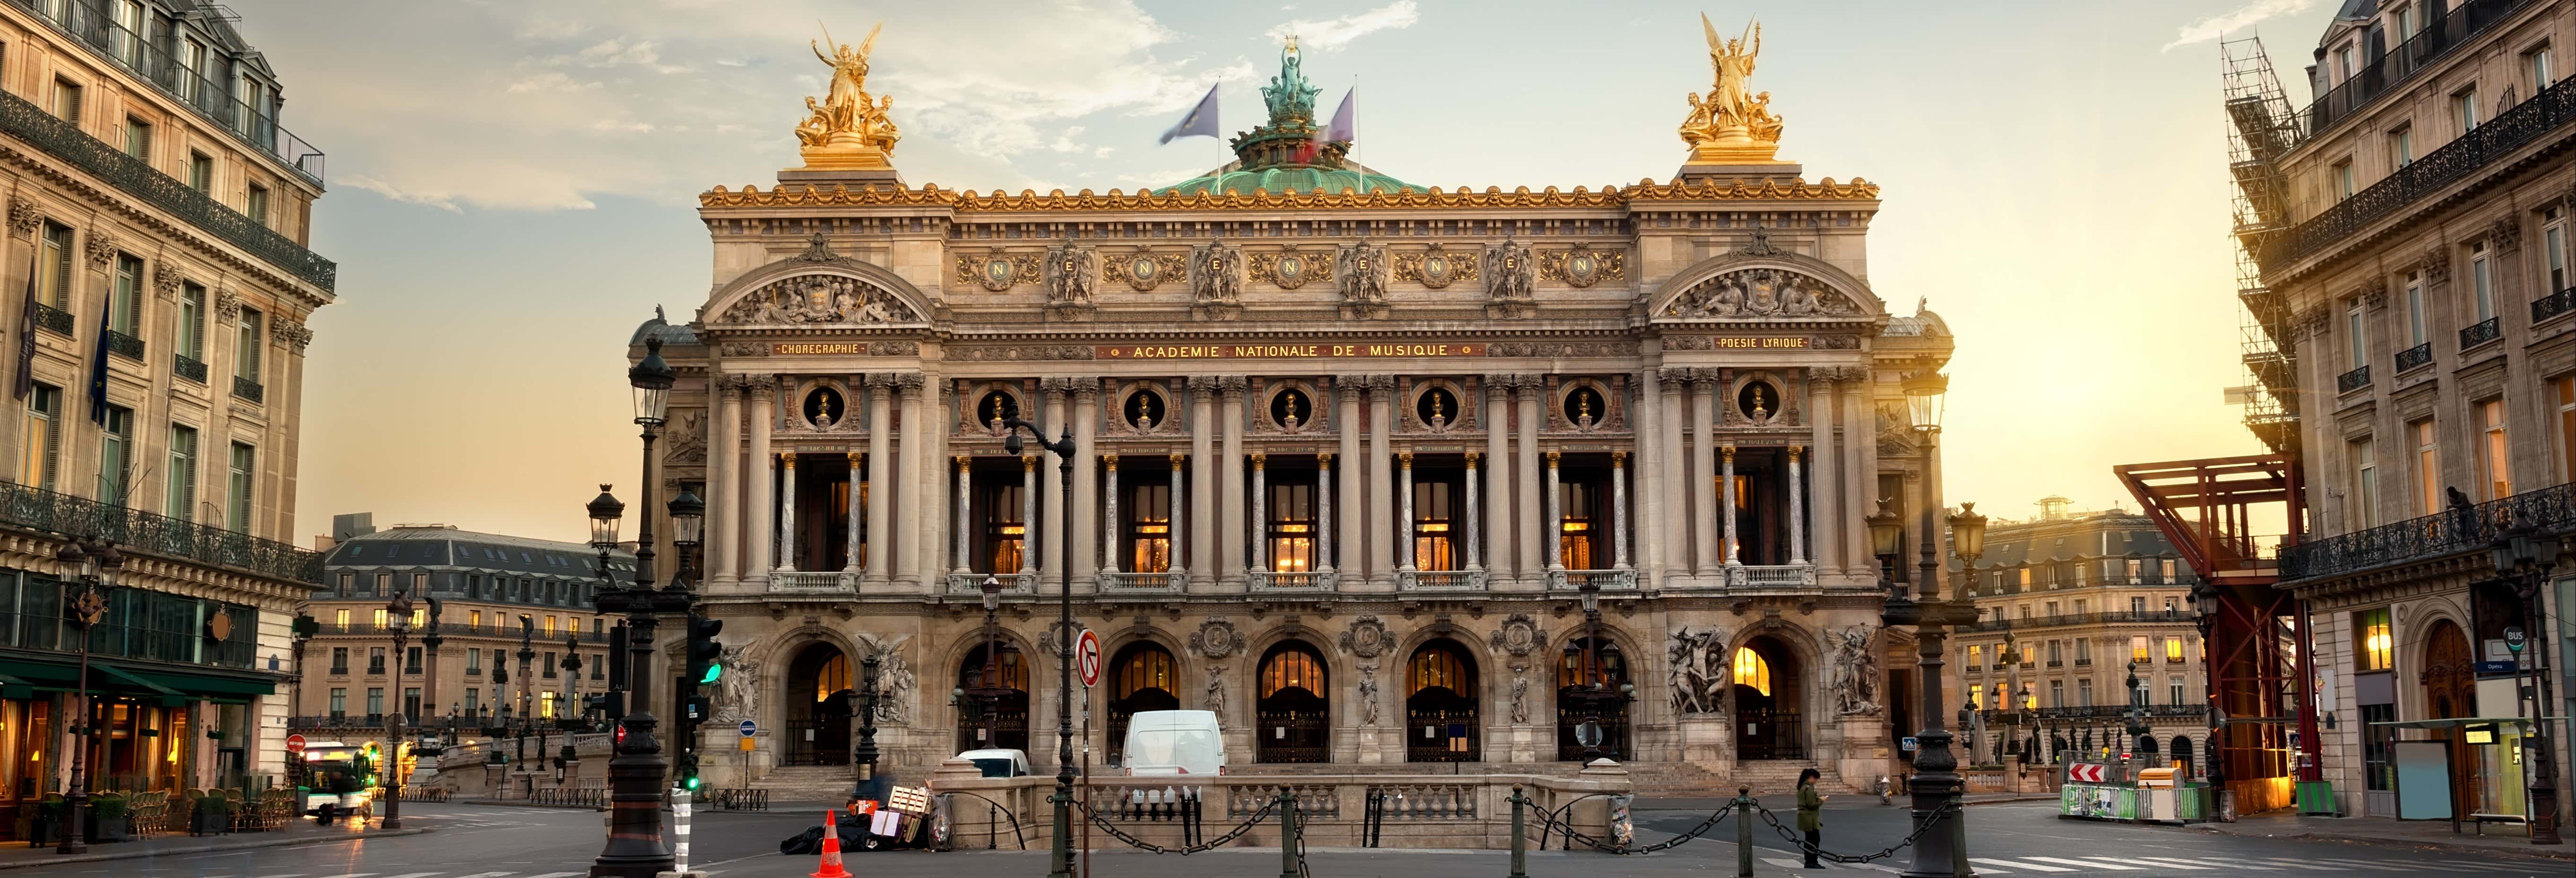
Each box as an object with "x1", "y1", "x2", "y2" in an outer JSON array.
[
  {"x1": 1074, "y1": 795, "x2": 1276, "y2": 854},
  {"x1": 1750, "y1": 801, "x2": 1961, "y2": 864},
  {"x1": 1532, "y1": 800, "x2": 1737, "y2": 854}
]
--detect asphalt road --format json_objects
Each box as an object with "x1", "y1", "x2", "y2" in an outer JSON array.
[{"x1": 0, "y1": 798, "x2": 2564, "y2": 878}]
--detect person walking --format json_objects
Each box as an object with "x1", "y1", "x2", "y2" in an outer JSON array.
[{"x1": 1797, "y1": 767, "x2": 1827, "y2": 869}]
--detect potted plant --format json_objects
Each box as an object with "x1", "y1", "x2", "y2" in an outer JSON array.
[
  {"x1": 192, "y1": 793, "x2": 235, "y2": 835},
  {"x1": 28, "y1": 793, "x2": 65, "y2": 847},
  {"x1": 87, "y1": 791, "x2": 130, "y2": 843}
]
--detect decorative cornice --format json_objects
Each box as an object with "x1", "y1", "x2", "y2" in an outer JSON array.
[
  {"x1": 273, "y1": 319, "x2": 312, "y2": 354},
  {"x1": 699, "y1": 176, "x2": 1881, "y2": 213},
  {"x1": 83, "y1": 227, "x2": 117, "y2": 269},
  {"x1": 151, "y1": 261, "x2": 186, "y2": 301}
]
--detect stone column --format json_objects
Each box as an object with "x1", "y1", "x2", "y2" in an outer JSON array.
[
  {"x1": 1842, "y1": 369, "x2": 1876, "y2": 573},
  {"x1": 1249, "y1": 452, "x2": 1268, "y2": 574},
  {"x1": 896, "y1": 374, "x2": 927, "y2": 588},
  {"x1": 1022, "y1": 455, "x2": 1041, "y2": 579},
  {"x1": 953, "y1": 455, "x2": 971, "y2": 575},
  {"x1": 1366, "y1": 376, "x2": 1395, "y2": 585},
  {"x1": 1788, "y1": 446, "x2": 1808, "y2": 566},
  {"x1": 1658, "y1": 370, "x2": 1690, "y2": 577},
  {"x1": 777, "y1": 452, "x2": 798, "y2": 571},
  {"x1": 1102, "y1": 453, "x2": 1122, "y2": 576},
  {"x1": 864, "y1": 375, "x2": 894, "y2": 586},
  {"x1": 1188, "y1": 377, "x2": 1218, "y2": 588},
  {"x1": 1073, "y1": 380, "x2": 1101, "y2": 588},
  {"x1": 1463, "y1": 452, "x2": 1483, "y2": 571},
  {"x1": 1613, "y1": 450, "x2": 1631, "y2": 569},
  {"x1": 1515, "y1": 378, "x2": 1543, "y2": 582},
  {"x1": 1633, "y1": 369, "x2": 1662, "y2": 584},
  {"x1": 1544, "y1": 450, "x2": 1564, "y2": 571},
  {"x1": 860, "y1": 451, "x2": 881, "y2": 574},
  {"x1": 1335, "y1": 382, "x2": 1363, "y2": 581},
  {"x1": 1689, "y1": 373, "x2": 1718, "y2": 577},
  {"x1": 1041, "y1": 379, "x2": 1068, "y2": 593},
  {"x1": 1806, "y1": 374, "x2": 1841, "y2": 575},
  {"x1": 1168, "y1": 452, "x2": 1189, "y2": 577},
  {"x1": 1317, "y1": 452, "x2": 1336, "y2": 574},
  {"x1": 745, "y1": 377, "x2": 777, "y2": 578},
  {"x1": 1720, "y1": 444, "x2": 1738, "y2": 567},
  {"x1": 1396, "y1": 452, "x2": 1416, "y2": 572},
  {"x1": 1220, "y1": 377, "x2": 1248, "y2": 584},
  {"x1": 710, "y1": 377, "x2": 742, "y2": 582},
  {"x1": 1484, "y1": 381, "x2": 1513, "y2": 579}
]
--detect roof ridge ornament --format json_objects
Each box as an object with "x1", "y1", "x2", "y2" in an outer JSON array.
[
  {"x1": 1732, "y1": 226, "x2": 1786, "y2": 258},
  {"x1": 791, "y1": 232, "x2": 840, "y2": 264}
]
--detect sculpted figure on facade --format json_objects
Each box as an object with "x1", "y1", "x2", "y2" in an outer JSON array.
[
  {"x1": 720, "y1": 274, "x2": 913, "y2": 325},
  {"x1": 1204, "y1": 665, "x2": 1228, "y2": 717},
  {"x1": 1189, "y1": 618, "x2": 1243, "y2": 659},
  {"x1": 1483, "y1": 237, "x2": 1535, "y2": 317},
  {"x1": 1336, "y1": 242, "x2": 1389, "y2": 319},
  {"x1": 857, "y1": 632, "x2": 917, "y2": 724},
  {"x1": 1668, "y1": 627, "x2": 1728, "y2": 714},
  {"x1": 1663, "y1": 268, "x2": 1854, "y2": 319},
  {"x1": 1338, "y1": 615, "x2": 1391, "y2": 658},
  {"x1": 1678, "y1": 14, "x2": 1786, "y2": 163},
  {"x1": 800, "y1": 23, "x2": 900, "y2": 157},
  {"x1": 665, "y1": 409, "x2": 709, "y2": 464},
  {"x1": 1043, "y1": 240, "x2": 1099, "y2": 319},
  {"x1": 1357, "y1": 662, "x2": 1381, "y2": 726},
  {"x1": 1510, "y1": 664, "x2": 1532, "y2": 724},
  {"x1": 1831, "y1": 625, "x2": 1882, "y2": 715},
  {"x1": 1189, "y1": 239, "x2": 1243, "y2": 320},
  {"x1": 712, "y1": 645, "x2": 760, "y2": 724}
]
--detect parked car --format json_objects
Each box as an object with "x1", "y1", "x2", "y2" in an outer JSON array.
[
  {"x1": 1119, "y1": 710, "x2": 1224, "y2": 776},
  {"x1": 958, "y1": 748, "x2": 1031, "y2": 778}
]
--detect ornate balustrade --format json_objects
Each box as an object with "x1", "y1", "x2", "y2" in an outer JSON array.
[
  {"x1": 1249, "y1": 570, "x2": 1336, "y2": 591},
  {"x1": 1398, "y1": 569, "x2": 1486, "y2": 591},
  {"x1": 944, "y1": 572, "x2": 1037, "y2": 595},
  {"x1": 768, "y1": 570, "x2": 856, "y2": 593},
  {"x1": 2280, "y1": 480, "x2": 2576, "y2": 582},
  {"x1": 1546, "y1": 568, "x2": 1637, "y2": 591},
  {"x1": 1098, "y1": 571, "x2": 1184, "y2": 593}
]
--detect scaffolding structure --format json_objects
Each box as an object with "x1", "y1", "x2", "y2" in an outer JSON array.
[{"x1": 2224, "y1": 36, "x2": 2304, "y2": 455}]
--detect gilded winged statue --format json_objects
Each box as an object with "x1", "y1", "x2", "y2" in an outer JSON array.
[
  {"x1": 1679, "y1": 13, "x2": 1785, "y2": 156},
  {"x1": 800, "y1": 23, "x2": 900, "y2": 153}
]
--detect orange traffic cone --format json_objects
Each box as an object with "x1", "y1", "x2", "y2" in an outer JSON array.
[{"x1": 811, "y1": 810, "x2": 850, "y2": 878}]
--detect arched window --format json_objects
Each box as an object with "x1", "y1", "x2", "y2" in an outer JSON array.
[
  {"x1": 1732, "y1": 647, "x2": 1772, "y2": 696},
  {"x1": 1262, "y1": 647, "x2": 1325, "y2": 698}
]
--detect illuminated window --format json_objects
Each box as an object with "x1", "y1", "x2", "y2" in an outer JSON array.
[
  {"x1": 2412, "y1": 419, "x2": 2441, "y2": 516},
  {"x1": 372, "y1": 609, "x2": 388, "y2": 629},
  {"x1": 334, "y1": 609, "x2": 350, "y2": 628},
  {"x1": 1267, "y1": 477, "x2": 1315, "y2": 573},
  {"x1": 1968, "y1": 684, "x2": 1982, "y2": 710},
  {"x1": 2357, "y1": 609, "x2": 2393, "y2": 671},
  {"x1": 1967, "y1": 645, "x2": 1982, "y2": 672},
  {"x1": 1126, "y1": 479, "x2": 1173, "y2": 573},
  {"x1": 1412, "y1": 476, "x2": 1459, "y2": 571},
  {"x1": 2165, "y1": 636, "x2": 2184, "y2": 662},
  {"x1": 2130, "y1": 635, "x2": 2150, "y2": 664},
  {"x1": 2478, "y1": 399, "x2": 2511, "y2": 500},
  {"x1": 1731, "y1": 647, "x2": 1771, "y2": 696}
]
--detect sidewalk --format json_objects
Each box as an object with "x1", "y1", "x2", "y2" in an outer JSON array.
[
  {"x1": 2187, "y1": 810, "x2": 2576, "y2": 859},
  {"x1": 0, "y1": 819, "x2": 428, "y2": 869}
]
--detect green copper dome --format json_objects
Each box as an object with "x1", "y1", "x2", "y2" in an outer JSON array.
[{"x1": 1156, "y1": 39, "x2": 1417, "y2": 197}]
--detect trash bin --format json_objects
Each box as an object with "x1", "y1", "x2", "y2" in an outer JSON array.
[{"x1": 2139, "y1": 768, "x2": 2179, "y2": 821}]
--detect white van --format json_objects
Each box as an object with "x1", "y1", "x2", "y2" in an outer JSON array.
[{"x1": 1119, "y1": 709, "x2": 1225, "y2": 776}]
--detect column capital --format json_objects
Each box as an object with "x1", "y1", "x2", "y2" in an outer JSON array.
[
  {"x1": 1074, "y1": 377, "x2": 1103, "y2": 401},
  {"x1": 1318, "y1": 451, "x2": 1336, "y2": 466},
  {"x1": 1023, "y1": 454, "x2": 1040, "y2": 471},
  {"x1": 895, "y1": 372, "x2": 926, "y2": 398},
  {"x1": 1249, "y1": 451, "x2": 1266, "y2": 468},
  {"x1": 955, "y1": 454, "x2": 971, "y2": 470},
  {"x1": 781, "y1": 452, "x2": 798, "y2": 469},
  {"x1": 1546, "y1": 450, "x2": 1561, "y2": 466},
  {"x1": 1218, "y1": 375, "x2": 1250, "y2": 400},
  {"x1": 864, "y1": 372, "x2": 899, "y2": 390},
  {"x1": 1611, "y1": 450, "x2": 1626, "y2": 466},
  {"x1": 1656, "y1": 367, "x2": 1694, "y2": 390},
  {"x1": 1689, "y1": 369, "x2": 1720, "y2": 391},
  {"x1": 1464, "y1": 450, "x2": 1480, "y2": 466},
  {"x1": 1187, "y1": 375, "x2": 1221, "y2": 400},
  {"x1": 847, "y1": 451, "x2": 864, "y2": 464},
  {"x1": 1170, "y1": 452, "x2": 1188, "y2": 466},
  {"x1": 746, "y1": 374, "x2": 781, "y2": 393},
  {"x1": 1103, "y1": 452, "x2": 1121, "y2": 469},
  {"x1": 1364, "y1": 374, "x2": 1395, "y2": 399},
  {"x1": 1789, "y1": 444, "x2": 1803, "y2": 462},
  {"x1": 1720, "y1": 444, "x2": 1735, "y2": 462},
  {"x1": 1397, "y1": 451, "x2": 1413, "y2": 466}
]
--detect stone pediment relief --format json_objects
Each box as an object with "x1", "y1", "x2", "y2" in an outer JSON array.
[
  {"x1": 715, "y1": 272, "x2": 920, "y2": 326},
  {"x1": 1660, "y1": 266, "x2": 1860, "y2": 320}
]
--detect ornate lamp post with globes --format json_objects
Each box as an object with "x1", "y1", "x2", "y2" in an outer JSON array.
[
  {"x1": 587, "y1": 336, "x2": 698, "y2": 878},
  {"x1": 52, "y1": 538, "x2": 120, "y2": 855},
  {"x1": 2489, "y1": 522, "x2": 2563, "y2": 845},
  {"x1": 1878, "y1": 369, "x2": 1982, "y2": 878},
  {"x1": 382, "y1": 586, "x2": 416, "y2": 830},
  {"x1": 996, "y1": 404, "x2": 1080, "y2": 878}
]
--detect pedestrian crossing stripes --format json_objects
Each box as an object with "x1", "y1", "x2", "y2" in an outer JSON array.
[{"x1": 1944, "y1": 853, "x2": 2547, "y2": 876}]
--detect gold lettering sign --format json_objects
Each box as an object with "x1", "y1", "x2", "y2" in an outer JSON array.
[
  {"x1": 773, "y1": 342, "x2": 874, "y2": 355},
  {"x1": 1709, "y1": 337, "x2": 1808, "y2": 349},
  {"x1": 1099, "y1": 342, "x2": 1489, "y2": 360}
]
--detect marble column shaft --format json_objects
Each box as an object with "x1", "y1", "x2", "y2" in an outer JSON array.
[
  {"x1": 952, "y1": 456, "x2": 971, "y2": 574},
  {"x1": 844, "y1": 451, "x2": 863, "y2": 572},
  {"x1": 1317, "y1": 452, "x2": 1336, "y2": 574},
  {"x1": 745, "y1": 380, "x2": 776, "y2": 578},
  {"x1": 1806, "y1": 375, "x2": 1841, "y2": 575},
  {"x1": 1720, "y1": 444, "x2": 1738, "y2": 567},
  {"x1": 1633, "y1": 369, "x2": 1662, "y2": 584},
  {"x1": 711, "y1": 379, "x2": 742, "y2": 582},
  {"x1": 1102, "y1": 454, "x2": 1121, "y2": 574},
  {"x1": 1544, "y1": 450, "x2": 1563, "y2": 571},
  {"x1": 1484, "y1": 383, "x2": 1513, "y2": 580},
  {"x1": 1336, "y1": 383, "x2": 1362, "y2": 581},
  {"x1": 1188, "y1": 378, "x2": 1218, "y2": 587},
  {"x1": 1366, "y1": 377, "x2": 1395, "y2": 584},
  {"x1": 1788, "y1": 446, "x2": 1807, "y2": 565},
  {"x1": 1689, "y1": 375, "x2": 1718, "y2": 577},
  {"x1": 1022, "y1": 455, "x2": 1040, "y2": 577},
  {"x1": 865, "y1": 376, "x2": 893, "y2": 585},
  {"x1": 1073, "y1": 382, "x2": 1100, "y2": 588},
  {"x1": 1463, "y1": 452, "x2": 1483, "y2": 571},
  {"x1": 1612, "y1": 451, "x2": 1631, "y2": 569},
  {"x1": 1396, "y1": 452, "x2": 1415, "y2": 572},
  {"x1": 1249, "y1": 452, "x2": 1267, "y2": 573},
  {"x1": 1658, "y1": 372, "x2": 1689, "y2": 578},
  {"x1": 1514, "y1": 380, "x2": 1543, "y2": 582},
  {"x1": 1168, "y1": 453, "x2": 1189, "y2": 575},
  {"x1": 1842, "y1": 370, "x2": 1875, "y2": 573},
  {"x1": 777, "y1": 452, "x2": 798, "y2": 571},
  {"x1": 896, "y1": 375, "x2": 926, "y2": 587},
  {"x1": 1220, "y1": 377, "x2": 1247, "y2": 582},
  {"x1": 1039, "y1": 382, "x2": 1067, "y2": 591}
]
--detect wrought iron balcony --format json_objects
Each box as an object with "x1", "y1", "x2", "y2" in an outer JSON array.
[
  {"x1": 32, "y1": 303, "x2": 72, "y2": 336},
  {"x1": 17, "y1": 0, "x2": 326, "y2": 184},
  {"x1": 2337, "y1": 365, "x2": 2371, "y2": 393},
  {"x1": 2265, "y1": 75, "x2": 2574, "y2": 273},
  {"x1": 2394, "y1": 341, "x2": 2433, "y2": 372},
  {"x1": 232, "y1": 375, "x2": 263, "y2": 403},
  {"x1": 172, "y1": 354, "x2": 206, "y2": 382},
  {"x1": 105, "y1": 329, "x2": 142, "y2": 360},
  {"x1": 2535, "y1": 286, "x2": 2576, "y2": 323},
  {"x1": 1963, "y1": 610, "x2": 2197, "y2": 633},
  {"x1": 2033, "y1": 704, "x2": 2207, "y2": 720},
  {"x1": 2300, "y1": 0, "x2": 2541, "y2": 138},
  {"x1": 0, "y1": 478, "x2": 323, "y2": 582},
  {"x1": 0, "y1": 87, "x2": 335, "y2": 292},
  {"x1": 2282, "y1": 480, "x2": 2576, "y2": 582},
  {"x1": 2460, "y1": 316, "x2": 2502, "y2": 350}
]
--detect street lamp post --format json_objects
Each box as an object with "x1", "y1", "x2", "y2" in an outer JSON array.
[
  {"x1": 1883, "y1": 371, "x2": 1975, "y2": 878},
  {"x1": 998, "y1": 409, "x2": 1079, "y2": 878},
  {"x1": 589, "y1": 335, "x2": 695, "y2": 878},
  {"x1": 2490, "y1": 522, "x2": 2565, "y2": 845},
  {"x1": 384, "y1": 587, "x2": 417, "y2": 830},
  {"x1": 1563, "y1": 580, "x2": 1633, "y2": 762},
  {"x1": 855, "y1": 652, "x2": 882, "y2": 790},
  {"x1": 960, "y1": 575, "x2": 1013, "y2": 753},
  {"x1": 52, "y1": 538, "x2": 120, "y2": 855}
]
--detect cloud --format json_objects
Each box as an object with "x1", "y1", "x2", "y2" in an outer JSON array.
[
  {"x1": 1266, "y1": 1, "x2": 1418, "y2": 51},
  {"x1": 2162, "y1": 0, "x2": 2320, "y2": 52}
]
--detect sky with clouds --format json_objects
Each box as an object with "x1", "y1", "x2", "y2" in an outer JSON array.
[{"x1": 240, "y1": 0, "x2": 2348, "y2": 544}]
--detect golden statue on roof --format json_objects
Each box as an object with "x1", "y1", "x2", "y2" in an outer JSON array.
[
  {"x1": 796, "y1": 22, "x2": 900, "y2": 172},
  {"x1": 1679, "y1": 13, "x2": 1788, "y2": 165}
]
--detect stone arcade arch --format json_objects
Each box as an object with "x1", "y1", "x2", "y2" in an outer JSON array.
[
  {"x1": 1405, "y1": 638, "x2": 1480, "y2": 762},
  {"x1": 1256, "y1": 641, "x2": 1331, "y2": 763},
  {"x1": 1555, "y1": 635, "x2": 1632, "y2": 761},
  {"x1": 783, "y1": 642, "x2": 851, "y2": 765},
  {"x1": 1106, "y1": 641, "x2": 1179, "y2": 765},
  {"x1": 957, "y1": 640, "x2": 1031, "y2": 754},
  {"x1": 1732, "y1": 634, "x2": 1807, "y2": 760}
]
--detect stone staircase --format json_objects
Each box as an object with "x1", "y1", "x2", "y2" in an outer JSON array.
[{"x1": 751, "y1": 765, "x2": 858, "y2": 803}]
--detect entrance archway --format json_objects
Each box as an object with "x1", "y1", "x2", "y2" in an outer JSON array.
[
  {"x1": 1107, "y1": 643, "x2": 1179, "y2": 765},
  {"x1": 958, "y1": 644, "x2": 1030, "y2": 753},
  {"x1": 1257, "y1": 642, "x2": 1330, "y2": 763},
  {"x1": 1732, "y1": 635, "x2": 1806, "y2": 759},
  {"x1": 784, "y1": 643, "x2": 852, "y2": 765},
  {"x1": 2422, "y1": 619, "x2": 2483, "y2": 812},
  {"x1": 1555, "y1": 636, "x2": 1632, "y2": 761},
  {"x1": 1405, "y1": 639, "x2": 1480, "y2": 762}
]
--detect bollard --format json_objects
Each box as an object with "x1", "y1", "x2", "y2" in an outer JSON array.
[
  {"x1": 1508, "y1": 786, "x2": 1528, "y2": 878},
  {"x1": 1276, "y1": 785, "x2": 1300, "y2": 878},
  {"x1": 1735, "y1": 786, "x2": 1755, "y2": 878}
]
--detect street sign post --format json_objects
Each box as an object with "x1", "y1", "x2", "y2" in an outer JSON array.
[
  {"x1": 2069, "y1": 763, "x2": 2107, "y2": 782},
  {"x1": 738, "y1": 720, "x2": 757, "y2": 738},
  {"x1": 285, "y1": 733, "x2": 306, "y2": 756},
  {"x1": 2505, "y1": 626, "x2": 2527, "y2": 653},
  {"x1": 1075, "y1": 629, "x2": 1102, "y2": 688},
  {"x1": 1900, "y1": 736, "x2": 1918, "y2": 752}
]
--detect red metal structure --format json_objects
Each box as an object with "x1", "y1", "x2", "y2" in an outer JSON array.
[{"x1": 2115, "y1": 455, "x2": 2316, "y2": 814}]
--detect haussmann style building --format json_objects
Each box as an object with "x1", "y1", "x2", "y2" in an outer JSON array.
[{"x1": 639, "y1": 26, "x2": 1957, "y2": 797}]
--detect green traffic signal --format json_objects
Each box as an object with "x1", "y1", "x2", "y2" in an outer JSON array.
[{"x1": 687, "y1": 613, "x2": 725, "y2": 687}]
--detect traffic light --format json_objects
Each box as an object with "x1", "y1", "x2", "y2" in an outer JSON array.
[
  {"x1": 686, "y1": 613, "x2": 724, "y2": 685},
  {"x1": 679, "y1": 752, "x2": 703, "y2": 791},
  {"x1": 683, "y1": 695, "x2": 713, "y2": 723}
]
